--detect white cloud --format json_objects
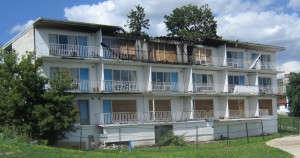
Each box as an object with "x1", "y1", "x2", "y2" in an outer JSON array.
[
  {"x1": 10, "y1": 20, "x2": 34, "y2": 34},
  {"x1": 288, "y1": 0, "x2": 300, "y2": 10},
  {"x1": 278, "y1": 61, "x2": 300, "y2": 73}
]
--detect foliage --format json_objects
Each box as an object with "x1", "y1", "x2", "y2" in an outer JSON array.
[
  {"x1": 164, "y1": 4, "x2": 220, "y2": 40},
  {"x1": 125, "y1": 4, "x2": 150, "y2": 36},
  {"x1": 286, "y1": 72, "x2": 300, "y2": 117},
  {"x1": 0, "y1": 135, "x2": 292, "y2": 158},
  {"x1": 159, "y1": 131, "x2": 186, "y2": 146},
  {"x1": 0, "y1": 51, "x2": 77, "y2": 145},
  {"x1": 1, "y1": 125, "x2": 31, "y2": 142}
]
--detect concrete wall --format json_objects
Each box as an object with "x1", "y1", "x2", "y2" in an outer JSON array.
[{"x1": 12, "y1": 27, "x2": 34, "y2": 59}]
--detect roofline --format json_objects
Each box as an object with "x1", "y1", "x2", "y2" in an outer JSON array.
[{"x1": 2, "y1": 17, "x2": 122, "y2": 50}]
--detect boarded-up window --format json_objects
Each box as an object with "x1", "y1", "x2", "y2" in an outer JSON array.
[
  {"x1": 119, "y1": 40, "x2": 136, "y2": 55},
  {"x1": 193, "y1": 48, "x2": 212, "y2": 62},
  {"x1": 149, "y1": 43, "x2": 176, "y2": 62},
  {"x1": 149, "y1": 100, "x2": 171, "y2": 111},
  {"x1": 194, "y1": 100, "x2": 213, "y2": 111},
  {"x1": 259, "y1": 99, "x2": 273, "y2": 115},
  {"x1": 112, "y1": 100, "x2": 136, "y2": 112},
  {"x1": 228, "y1": 100, "x2": 244, "y2": 110}
]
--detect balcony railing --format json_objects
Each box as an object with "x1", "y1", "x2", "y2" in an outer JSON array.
[
  {"x1": 152, "y1": 82, "x2": 178, "y2": 92},
  {"x1": 103, "y1": 48, "x2": 145, "y2": 61},
  {"x1": 229, "y1": 110, "x2": 245, "y2": 118},
  {"x1": 228, "y1": 84, "x2": 259, "y2": 94},
  {"x1": 69, "y1": 80, "x2": 101, "y2": 92},
  {"x1": 96, "y1": 111, "x2": 215, "y2": 125},
  {"x1": 193, "y1": 83, "x2": 215, "y2": 93},
  {"x1": 49, "y1": 43, "x2": 101, "y2": 58},
  {"x1": 259, "y1": 109, "x2": 271, "y2": 117},
  {"x1": 103, "y1": 80, "x2": 140, "y2": 92}
]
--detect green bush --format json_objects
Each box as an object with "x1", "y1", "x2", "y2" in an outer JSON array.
[
  {"x1": 159, "y1": 131, "x2": 186, "y2": 146},
  {"x1": 1, "y1": 126, "x2": 31, "y2": 142}
]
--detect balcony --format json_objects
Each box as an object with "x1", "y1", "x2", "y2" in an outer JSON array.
[
  {"x1": 96, "y1": 111, "x2": 215, "y2": 125},
  {"x1": 259, "y1": 86, "x2": 286, "y2": 95},
  {"x1": 228, "y1": 84, "x2": 259, "y2": 94},
  {"x1": 103, "y1": 48, "x2": 144, "y2": 61},
  {"x1": 259, "y1": 109, "x2": 271, "y2": 117},
  {"x1": 104, "y1": 80, "x2": 140, "y2": 92},
  {"x1": 69, "y1": 80, "x2": 101, "y2": 92},
  {"x1": 193, "y1": 56, "x2": 225, "y2": 67},
  {"x1": 152, "y1": 82, "x2": 178, "y2": 92},
  {"x1": 193, "y1": 83, "x2": 215, "y2": 93},
  {"x1": 49, "y1": 43, "x2": 101, "y2": 58}
]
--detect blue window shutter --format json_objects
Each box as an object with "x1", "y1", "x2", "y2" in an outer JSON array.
[
  {"x1": 79, "y1": 100, "x2": 89, "y2": 125},
  {"x1": 104, "y1": 69, "x2": 112, "y2": 92},
  {"x1": 240, "y1": 76, "x2": 245, "y2": 85},
  {"x1": 80, "y1": 68, "x2": 89, "y2": 91},
  {"x1": 192, "y1": 74, "x2": 195, "y2": 83},
  {"x1": 103, "y1": 100, "x2": 112, "y2": 124},
  {"x1": 171, "y1": 72, "x2": 178, "y2": 92}
]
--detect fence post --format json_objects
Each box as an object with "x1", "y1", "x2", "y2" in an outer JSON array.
[
  {"x1": 227, "y1": 124, "x2": 230, "y2": 146},
  {"x1": 119, "y1": 127, "x2": 121, "y2": 150},
  {"x1": 196, "y1": 126, "x2": 198, "y2": 149},
  {"x1": 261, "y1": 120, "x2": 264, "y2": 140},
  {"x1": 128, "y1": 140, "x2": 132, "y2": 154},
  {"x1": 246, "y1": 123, "x2": 249, "y2": 143},
  {"x1": 79, "y1": 127, "x2": 82, "y2": 150},
  {"x1": 297, "y1": 118, "x2": 299, "y2": 135}
]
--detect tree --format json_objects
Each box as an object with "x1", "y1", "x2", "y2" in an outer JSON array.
[
  {"x1": 0, "y1": 51, "x2": 77, "y2": 145},
  {"x1": 125, "y1": 4, "x2": 150, "y2": 36},
  {"x1": 164, "y1": 4, "x2": 220, "y2": 40},
  {"x1": 286, "y1": 72, "x2": 300, "y2": 117}
]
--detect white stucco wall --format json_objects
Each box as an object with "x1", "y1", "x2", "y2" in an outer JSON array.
[{"x1": 12, "y1": 27, "x2": 34, "y2": 59}]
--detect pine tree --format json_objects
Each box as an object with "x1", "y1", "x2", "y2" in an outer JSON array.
[{"x1": 125, "y1": 4, "x2": 150, "y2": 36}]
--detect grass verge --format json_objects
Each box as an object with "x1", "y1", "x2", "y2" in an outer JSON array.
[{"x1": 0, "y1": 134, "x2": 293, "y2": 158}]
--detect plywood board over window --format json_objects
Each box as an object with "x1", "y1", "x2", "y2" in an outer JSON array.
[
  {"x1": 149, "y1": 100, "x2": 171, "y2": 111},
  {"x1": 112, "y1": 100, "x2": 136, "y2": 112},
  {"x1": 164, "y1": 44, "x2": 177, "y2": 62},
  {"x1": 259, "y1": 99, "x2": 273, "y2": 115},
  {"x1": 194, "y1": 100, "x2": 213, "y2": 111},
  {"x1": 149, "y1": 43, "x2": 177, "y2": 62},
  {"x1": 119, "y1": 40, "x2": 136, "y2": 56},
  {"x1": 228, "y1": 99, "x2": 244, "y2": 110}
]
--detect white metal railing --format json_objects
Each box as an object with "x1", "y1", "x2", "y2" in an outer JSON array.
[
  {"x1": 259, "y1": 109, "x2": 270, "y2": 117},
  {"x1": 97, "y1": 111, "x2": 215, "y2": 125},
  {"x1": 227, "y1": 58, "x2": 246, "y2": 68},
  {"x1": 152, "y1": 82, "x2": 178, "y2": 92},
  {"x1": 49, "y1": 43, "x2": 101, "y2": 58},
  {"x1": 194, "y1": 56, "x2": 226, "y2": 67},
  {"x1": 193, "y1": 83, "x2": 215, "y2": 93},
  {"x1": 228, "y1": 84, "x2": 259, "y2": 94},
  {"x1": 69, "y1": 80, "x2": 101, "y2": 92},
  {"x1": 103, "y1": 80, "x2": 140, "y2": 92}
]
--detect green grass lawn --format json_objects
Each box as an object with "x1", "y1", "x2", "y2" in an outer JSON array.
[{"x1": 0, "y1": 135, "x2": 293, "y2": 158}]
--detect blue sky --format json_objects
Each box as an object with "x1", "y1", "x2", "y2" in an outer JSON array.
[{"x1": 1, "y1": 0, "x2": 300, "y2": 73}]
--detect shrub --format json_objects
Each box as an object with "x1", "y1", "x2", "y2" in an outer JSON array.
[{"x1": 159, "y1": 131, "x2": 186, "y2": 146}]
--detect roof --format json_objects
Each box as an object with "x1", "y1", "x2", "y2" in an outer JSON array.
[
  {"x1": 277, "y1": 100, "x2": 287, "y2": 104},
  {"x1": 3, "y1": 17, "x2": 122, "y2": 49},
  {"x1": 202, "y1": 38, "x2": 285, "y2": 52}
]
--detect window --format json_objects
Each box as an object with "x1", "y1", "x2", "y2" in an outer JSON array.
[
  {"x1": 102, "y1": 38, "x2": 118, "y2": 48},
  {"x1": 50, "y1": 67, "x2": 79, "y2": 80},
  {"x1": 149, "y1": 43, "x2": 177, "y2": 62},
  {"x1": 49, "y1": 34, "x2": 87, "y2": 46},
  {"x1": 79, "y1": 100, "x2": 89, "y2": 125},
  {"x1": 193, "y1": 48, "x2": 212, "y2": 64},
  {"x1": 258, "y1": 77, "x2": 272, "y2": 86},
  {"x1": 193, "y1": 74, "x2": 213, "y2": 84},
  {"x1": 251, "y1": 53, "x2": 271, "y2": 62},
  {"x1": 228, "y1": 75, "x2": 245, "y2": 85},
  {"x1": 111, "y1": 70, "x2": 136, "y2": 81},
  {"x1": 227, "y1": 51, "x2": 244, "y2": 68},
  {"x1": 152, "y1": 72, "x2": 178, "y2": 92},
  {"x1": 104, "y1": 69, "x2": 137, "y2": 92}
]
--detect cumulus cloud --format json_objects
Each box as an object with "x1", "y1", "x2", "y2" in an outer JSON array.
[
  {"x1": 10, "y1": 20, "x2": 34, "y2": 34},
  {"x1": 288, "y1": 0, "x2": 300, "y2": 10},
  {"x1": 278, "y1": 61, "x2": 300, "y2": 74}
]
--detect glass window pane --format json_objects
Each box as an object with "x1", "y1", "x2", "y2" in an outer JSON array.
[
  {"x1": 157, "y1": 72, "x2": 163, "y2": 82},
  {"x1": 164, "y1": 72, "x2": 171, "y2": 82},
  {"x1": 258, "y1": 77, "x2": 262, "y2": 85},
  {"x1": 102, "y1": 38, "x2": 110, "y2": 47},
  {"x1": 70, "y1": 68, "x2": 79, "y2": 80},
  {"x1": 227, "y1": 51, "x2": 232, "y2": 58},
  {"x1": 78, "y1": 36, "x2": 87, "y2": 46},
  {"x1": 121, "y1": 70, "x2": 129, "y2": 81},
  {"x1": 195, "y1": 74, "x2": 201, "y2": 83},
  {"x1": 59, "y1": 35, "x2": 68, "y2": 44},
  {"x1": 129, "y1": 71, "x2": 137, "y2": 81},
  {"x1": 234, "y1": 76, "x2": 239, "y2": 84},
  {"x1": 152, "y1": 72, "x2": 156, "y2": 82},
  {"x1": 113, "y1": 70, "x2": 120, "y2": 81},
  {"x1": 239, "y1": 76, "x2": 245, "y2": 85},
  {"x1": 202, "y1": 74, "x2": 207, "y2": 83},
  {"x1": 207, "y1": 75, "x2": 213, "y2": 84},
  {"x1": 68, "y1": 36, "x2": 77, "y2": 45},
  {"x1": 49, "y1": 34, "x2": 58, "y2": 43},
  {"x1": 50, "y1": 67, "x2": 59, "y2": 79},
  {"x1": 228, "y1": 76, "x2": 233, "y2": 84}
]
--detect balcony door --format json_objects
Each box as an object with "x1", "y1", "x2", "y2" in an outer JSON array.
[
  {"x1": 192, "y1": 74, "x2": 214, "y2": 93},
  {"x1": 152, "y1": 72, "x2": 178, "y2": 92}
]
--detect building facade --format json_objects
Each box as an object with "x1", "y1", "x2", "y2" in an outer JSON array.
[{"x1": 3, "y1": 18, "x2": 286, "y2": 149}]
